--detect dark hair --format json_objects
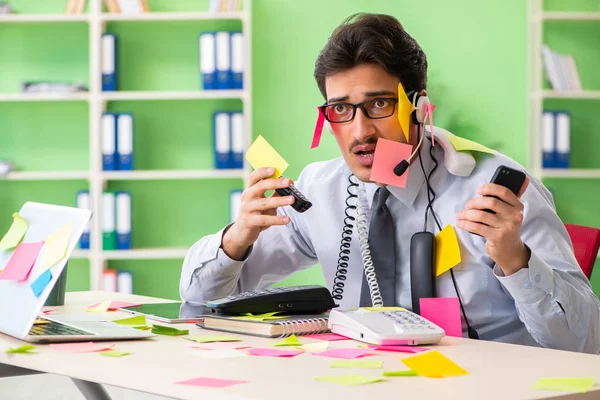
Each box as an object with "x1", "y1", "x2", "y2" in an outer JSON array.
[{"x1": 314, "y1": 13, "x2": 427, "y2": 100}]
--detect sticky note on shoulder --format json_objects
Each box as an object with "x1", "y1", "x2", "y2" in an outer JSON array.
[{"x1": 245, "y1": 135, "x2": 288, "y2": 178}]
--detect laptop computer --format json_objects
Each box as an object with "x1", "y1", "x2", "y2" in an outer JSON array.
[{"x1": 0, "y1": 202, "x2": 153, "y2": 343}]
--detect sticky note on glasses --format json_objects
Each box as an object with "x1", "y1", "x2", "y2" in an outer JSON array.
[
  {"x1": 397, "y1": 82, "x2": 414, "y2": 142},
  {"x1": 311, "y1": 107, "x2": 325, "y2": 149},
  {"x1": 245, "y1": 135, "x2": 289, "y2": 178}
]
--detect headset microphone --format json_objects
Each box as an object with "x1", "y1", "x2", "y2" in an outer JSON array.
[{"x1": 393, "y1": 91, "x2": 429, "y2": 177}]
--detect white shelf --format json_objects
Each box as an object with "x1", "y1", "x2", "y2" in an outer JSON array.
[
  {"x1": 102, "y1": 169, "x2": 245, "y2": 181},
  {"x1": 543, "y1": 169, "x2": 600, "y2": 179},
  {"x1": 71, "y1": 249, "x2": 91, "y2": 259},
  {"x1": 0, "y1": 14, "x2": 89, "y2": 23},
  {"x1": 102, "y1": 248, "x2": 190, "y2": 260},
  {"x1": 100, "y1": 90, "x2": 246, "y2": 101},
  {"x1": 543, "y1": 12, "x2": 600, "y2": 21},
  {"x1": 0, "y1": 93, "x2": 89, "y2": 102},
  {"x1": 542, "y1": 90, "x2": 600, "y2": 99},
  {"x1": 101, "y1": 11, "x2": 246, "y2": 22},
  {"x1": 1, "y1": 171, "x2": 89, "y2": 181}
]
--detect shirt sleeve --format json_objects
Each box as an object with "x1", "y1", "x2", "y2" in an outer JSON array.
[{"x1": 493, "y1": 176, "x2": 600, "y2": 354}]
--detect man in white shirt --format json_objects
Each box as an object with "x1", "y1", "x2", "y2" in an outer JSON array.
[{"x1": 181, "y1": 13, "x2": 600, "y2": 353}]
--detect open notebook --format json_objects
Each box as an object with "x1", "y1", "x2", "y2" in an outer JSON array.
[{"x1": 197, "y1": 314, "x2": 330, "y2": 338}]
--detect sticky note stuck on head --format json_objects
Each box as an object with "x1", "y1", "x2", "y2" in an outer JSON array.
[
  {"x1": 370, "y1": 138, "x2": 412, "y2": 188},
  {"x1": 0, "y1": 213, "x2": 28, "y2": 251},
  {"x1": 397, "y1": 82, "x2": 414, "y2": 142},
  {"x1": 245, "y1": 135, "x2": 289, "y2": 178}
]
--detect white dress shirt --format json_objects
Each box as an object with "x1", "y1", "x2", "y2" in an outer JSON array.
[{"x1": 180, "y1": 129, "x2": 600, "y2": 354}]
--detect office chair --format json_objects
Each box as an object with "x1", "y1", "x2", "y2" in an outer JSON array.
[{"x1": 564, "y1": 224, "x2": 600, "y2": 279}]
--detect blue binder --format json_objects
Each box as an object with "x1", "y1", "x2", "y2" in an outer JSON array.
[
  {"x1": 214, "y1": 112, "x2": 231, "y2": 169},
  {"x1": 216, "y1": 31, "x2": 232, "y2": 89},
  {"x1": 230, "y1": 112, "x2": 244, "y2": 169},
  {"x1": 101, "y1": 113, "x2": 117, "y2": 171},
  {"x1": 200, "y1": 32, "x2": 217, "y2": 90},
  {"x1": 541, "y1": 111, "x2": 555, "y2": 169},
  {"x1": 77, "y1": 190, "x2": 91, "y2": 249},
  {"x1": 554, "y1": 111, "x2": 570, "y2": 169},
  {"x1": 117, "y1": 113, "x2": 134, "y2": 170},
  {"x1": 230, "y1": 32, "x2": 243, "y2": 89},
  {"x1": 116, "y1": 191, "x2": 132, "y2": 250},
  {"x1": 102, "y1": 33, "x2": 117, "y2": 91}
]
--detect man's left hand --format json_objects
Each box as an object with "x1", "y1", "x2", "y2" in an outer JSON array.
[{"x1": 456, "y1": 176, "x2": 531, "y2": 276}]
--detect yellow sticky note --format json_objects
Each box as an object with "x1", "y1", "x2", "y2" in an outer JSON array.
[
  {"x1": 397, "y1": 82, "x2": 414, "y2": 142},
  {"x1": 40, "y1": 222, "x2": 73, "y2": 272},
  {"x1": 232, "y1": 312, "x2": 287, "y2": 321},
  {"x1": 531, "y1": 378, "x2": 595, "y2": 393},
  {"x1": 363, "y1": 307, "x2": 405, "y2": 312},
  {"x1": 447, "y1": 133, "x2": 495, "y2": 154},
  {"x1": 297, "y1": 341, "x2": 329, "y2": 352},
  {"x1": 87, "y1": 300, "x2": 111, "y2": 313},
  {"x1": 245, "y1": 135, "x2": 289, "y2": 178},
  {"x1": 401, "y1": 350, "x2": 468, "y2": 377},
  {"x1": 315, "y1": 373, "x2": 384, "y2": 386},
  {"x1": 330, "y1": 360, "x2": 383, "y2": 369},
  {"x1": 0, "y1": 213, "x2": 28, "y2": 251},
  {"x1": 100, "y1": 350, "x2": 130, "y2": 357},
  {"x1": 114, "y1": 315, "x2": 147, "y2": 326},
  {"x1": 435, "y1": 224, "x2": 462, "y2": 276},
  {"x1": 273, "y1": 334, "x2": 302, "y2": 347}
]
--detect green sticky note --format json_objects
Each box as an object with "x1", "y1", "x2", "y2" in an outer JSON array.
[
  {"x1": 6, "y1": 344, "x2": 36, "y2": 354},
  {"x1": 0, "y1": 213, "x2": 28, "y2": 251},
  {"x1": 151, "y1": 325, "x2": 189, "y2": 336},
  {"x1": 133, "y1": 325, "x2": 151, "y2": 330},
  {"x1": 531, "y1": 378, "x2": 595, "y2": 393},
  {"x1": 273, "y1": 334, "x2": 302, "y2": 347},
  {"x1": 447, "y1": 133, "x2": 495, "y2": 154},
  {"x1": 330, "y1": 360, "x2": 383, "y2": 369},
  {"x1": 315, "y1": 373, "x2": 384, "y2": 386},
  {"x1": 114, "y1": 315, "x2": 147, "y2": 326},
  {"x1": 356, "y1": 344, "x2": 369, "y2": 348},
  {"x1": 383, "y1": 370, "x2": 418, "y2": 377},
  {"x1": 100, "y1": 350, "x2": 130, "y2": 357},
  {"x1": 187, "y1": 336, "x2": 242, "y2": 343}
]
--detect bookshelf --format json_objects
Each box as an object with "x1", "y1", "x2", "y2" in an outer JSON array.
[{"x1": 0, "y1": 0, "x2": 253, "y2": 292}]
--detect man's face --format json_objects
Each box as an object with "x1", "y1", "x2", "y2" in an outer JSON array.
[{"x1": 324, "y1": 63, "x2": 408, "y2": 183}]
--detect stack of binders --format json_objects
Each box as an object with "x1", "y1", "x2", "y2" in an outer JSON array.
[
  {"x1": 199, "y1": 31, "x2": 244, "y2": 90},
  {"x1": 102, "y1": 113, "x2": 134, "y2": 171},
  {"x1": 214, "y1": 111, "x2": 244, "y2": 169},
  {"x1": 102, "y1": 269, "x2": 133, "y2": 293},
  {"x1": 102, "y1": 191, "x2": 132, "y2": 250},
  {"x1": 541, "y1": 111, "x2": 570, "y2": 169},
  {"x1": 102, "y1": 33, "x2": 117, "y2": 91}
]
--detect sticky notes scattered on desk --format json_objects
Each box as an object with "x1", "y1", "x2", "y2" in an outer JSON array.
[
  {"x1": 6, "y1": 344, "x2": 36, "y2": 354},
  {"x1": 152, "y1": 325, "x2": 189, "y2": 336},
  {"x1": 188, "y1": 342, "x2": 250, "y2": 351},
  {"x1": 30, "y1": 269, "x2": 53, "y2": 297},
  {"x1": 435, "y1": 224, "x2": 462, "y2": 276},
  {"x1": 0, "y1": 241, "x2": 44, "y2": 281},
  {"x1": 383, "y1": 370, "x2": 418, "y2": 377},
  {"x1": 187, "y1": 336, "x2": 242, "y2": 343},
  {"x1": 370, "y1": 138, "x2": 412, "y2": 188},
  {"x1": 273, "y1": 334, "x2": 302, "y2": 347},
  {"x1": 176, "y1": 376, "x2": 248, "y2": 388},
  {"x1": 297, "y1": 341, "x2": 329, "y2": 352},
  {"x1": 330, "y1": 360, "x2": 383, "y2": 369},
  {"x1": 192, "y1": 350, "x2": 249, "y2": 359},
  {"x1": 0, "y1": 212, "x2": 28, "y2": 251},
  {"x1": 315, "y1": 373, "x2": 384, "y2": 386},
  {"x1": 113, "y1": 315, "x2": 146, "y2": 326},
  {"x1": 248, "y1": 348, "x2": 304, "y2": 358},
  {"x1": 39, "y1": 222, "x2": 72, "y2": 273},
  {"x1": 86, "y1": 300, "x2": 112, "y2": 313},
  {"x1": 245, "y1": 135, "x2": 289, "y2": 178},
  {"x1": 49, "y1": 342, "x2": 115, "y2": 353},
  {"x1": 369, "y1": 345, "x2": 429, "y2": 353},
  {"x1": 303, "y1": 333, "x2": 349, "y2": 341},
  {"x1": 447, "y1": 133, "x2": 495, "y2": 154},
  {"x1": 531, "y1": 378, "x2": 595, "y2": 393},
  {"x1": 99, "y1": 350, "x2": 130, "y2": 357},
  {"x1": 86, "y1": 300, "x2": 142, "y2": 311},
  {"x1": 401, "y1": 350, "x2": 468, "y2": 378},
  {"x1": 420, "y1": 297, "x2": 462, "y2": 338},
  {"x1": 314, "y1": 348, "x2": 373, "y2": 360}
]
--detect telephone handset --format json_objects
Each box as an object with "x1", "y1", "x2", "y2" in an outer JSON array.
[{"x1": 275, "y1": 176, "x2": 313, "y2": 213}]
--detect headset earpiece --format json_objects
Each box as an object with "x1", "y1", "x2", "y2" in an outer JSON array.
[{"x1": 410, "y1": 92, "x2": 430, "y2": 125}]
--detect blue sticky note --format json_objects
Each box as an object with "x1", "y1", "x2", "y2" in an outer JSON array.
[{"x1": 30, "y1": 270, "x2": 53, "y2": 297}]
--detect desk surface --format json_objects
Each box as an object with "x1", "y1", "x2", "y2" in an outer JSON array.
[{"x1": 1, "y1": 291, "x2": 599, "y2": 400}]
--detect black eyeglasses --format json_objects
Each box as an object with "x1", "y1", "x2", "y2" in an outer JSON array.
[{"x1": 320, "y1": 97, "x2": 399, "y2": 123}]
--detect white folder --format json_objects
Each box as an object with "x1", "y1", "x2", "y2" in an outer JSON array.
[
  {"x1": 116, "y1": 192, "x2": 131, "y2": 250},
  {"x1": 101, "y1": 113, "x2": 117, "y2": 170},
  {"x1": 117, "y1": 113, "x2": 134, "y2": 170},
  {"x1": 215, "y1": 31, "x2": 231, "y2": 88},
  {"x1": 231, "y1": 32, "x2": 244, "y2": 89},
  {"x1": 200, "y1": 32, "x2": 216, "y2": 89},
  {"x1": 230, "y1": 190, "x2": 243, "y2": 223}
]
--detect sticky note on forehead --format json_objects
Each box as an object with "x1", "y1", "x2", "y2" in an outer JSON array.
[
  {"x1": 245, "y1": 135, "x2": 289, "y2": 178},
  {"x1": 397, "y1": 82, "x2": 414, "y2": 142}
]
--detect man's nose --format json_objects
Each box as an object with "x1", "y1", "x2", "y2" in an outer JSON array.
[{"x1": 351, "y1": 107, "x2": 375, "y2": 142}]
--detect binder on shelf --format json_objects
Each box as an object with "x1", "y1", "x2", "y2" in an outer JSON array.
[
  {"x1": 230, "y1": 189, "x2": 243, "y2": 223},
  {"x1": 231, "y1": 32, "x2": 244, "y2": 89},
  {"x1": 231, "y1": 112, "x2": 244, "y2": 169},
  {"x1": 555, "y1": 112, "x2": 570, "y2": 169},
  {"x1": 541, "y1": 111, "x2": 555, "y2": 169},
  {"x1": 77, "y1": 190, "x2": 91, "y2": 249},
  {"x1": 101, "y1": 33, "x2": 117, "y2": 92},
  {"x1": 215, "y1": 31, "x2": 232, "y2": 89},
  {"x1": 200, "y1": 32, "x2": 217, "y2": 90},
  {"x1": 102, "y1": 113, "x2": 117, "y2": 171},
  {"x1": 117, "y1": 0, "x2": 143, "y2": 15},
  {"x1": 116, "y1": 191, "x2": 132, "y2": 250},
  {"x1": 117, "y1": 113, "x2": 134, "y2": 170},
  {"x1": 214, "y1": 112, "x2": 231, "y2": 169},
  {"x1": 103, "y1": 269, "x2": 117, "y2": 292},
  {"x1": 102, "y1": 191, "x2": 117, "y2": 250},
  {"x1": 117, "y1": 271, "x2": 133, "y2": 294}
]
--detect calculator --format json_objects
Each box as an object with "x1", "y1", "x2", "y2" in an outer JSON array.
[
  {"x1": 206, "y1": 285, "x2": 337, "y2": 315},
  {"x1": 328, "y1": 308, "x2": 445, "y2": 345}
]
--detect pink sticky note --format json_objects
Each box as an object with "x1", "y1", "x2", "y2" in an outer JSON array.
[
  {"x1": 49, "y1": 342, "x2": 115, "y2": 353},
  {"x1": 87, "y1": 301, "x2": 142, "y2": 311},
  {"x1": 311, "y1": 107, "x2": 325, "y2": 149},
  {"x1": 369, "y1": 345, "x2": 430, "y2": 353},
  {"x1": 369, "y1": 138, "x2": 413, "y2": 188},
  {"x1": 0, "y1": 242, "x2": 44, "y2": 281},
  {"x1": 41, "y1": 309, "x2": 54, "y2": 314},
  {"x1": 314, "y1": 348, "x2": 373, "y2": 359},
  {"x1": 420, "y1": 297, "x2": 463, "y2": 338},
  {"x1": 425, "y1": 103, "x2": 436, "y2": 146},
  {"x1": 188, "y1": 342, "x2": 251, "y2": 351},
  {"x1": 176, "y1": 377, "x2": 247, "y2": 388},
  {"x1": 304, "y1": 333, "x2": 350, "y2": 341},
  {"x1": 248, "y1": 348, "x2": 304, "y2": 357}
]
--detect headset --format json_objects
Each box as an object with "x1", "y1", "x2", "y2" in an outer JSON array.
[{"x1": 331, "y1": 89, "x2": 480, "y2": 340}]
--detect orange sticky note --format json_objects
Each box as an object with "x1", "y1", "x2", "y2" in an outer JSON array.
[
  {"x1": 435, "y1": 224, "x2": 461, "y2": 276},
  {"x1": 402, "y1": 350, "x2": 468, "y2": 377},
  {"x1": 397, "y1": 82, "x2": 414, "y2": 142},
  {"x1": 370, "y1": 138, "x2": 412, "y2": 188},
  {"x1": 420, "y1": 297, "x2": 462, "y2": 337},
  {"x1": 245, "y1": 135, "x2": 289, "y2": 178}
]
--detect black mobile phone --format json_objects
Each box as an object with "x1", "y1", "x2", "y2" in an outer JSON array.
[
  {"x1": 484, "y1": 165, "x2": 527, "y2": 213},
  {"x1": 275, "y1": 176, "x2": 313, "y2": 213}
]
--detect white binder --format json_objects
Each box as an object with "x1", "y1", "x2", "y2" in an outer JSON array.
[
  {"x1": 555, "y1": 112, "x2": 570, "y2": 169},
  {"x1": 101, "y1": 34, "x2": 116, "y2": 91},
  {"x1": 200, "y1": 32, "x2": 216, "y2": 89},
  {"x1": 231, "y1": 112, "x2": 244, "y2": 169},
  {"x1": 230, "y1": 190, "x2": 243, "y2": 223},
  {"x1": 102, "y1": 192, "x2": 116, "y2": 250},
  {"x1": 541, "y1": 112, "x2": 555, "y2": 169},
  {"x1": 117, "y1": 113, "x2": 134, "y2": 170},
  {"x1": 117, "y1": 271, "x2": 133, "y2": 294},
  {"x1": 116, "y1": 192, "x2": 131, "y2": 250},
  {"x1": 101, "y1": 113, "x2": 117, "y2": 170},
  {"x1": 231, "y1": 32, "x2": 244, "y2": 89},
  {"x1": 76, "y1": 191, "x2": 91, "y2": 249},
  {"x1": 214, "y1": 112, "x2": 231, "y2": 168},
  {"x1": 215, "y1": 31, "x2": 231, "y2": 89}
]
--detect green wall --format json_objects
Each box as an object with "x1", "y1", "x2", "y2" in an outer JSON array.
[{"x1": 0, "y1": 0, "x2": 598, "y2": 298}]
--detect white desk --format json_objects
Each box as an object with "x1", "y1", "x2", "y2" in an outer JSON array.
[{"x1": 1, "y1": 291, "x2": 599, "y2": 400}]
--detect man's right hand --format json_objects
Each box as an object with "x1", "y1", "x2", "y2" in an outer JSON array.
[{"x1": 221, "y1": 167, "x2": 295, "y2": 261}]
